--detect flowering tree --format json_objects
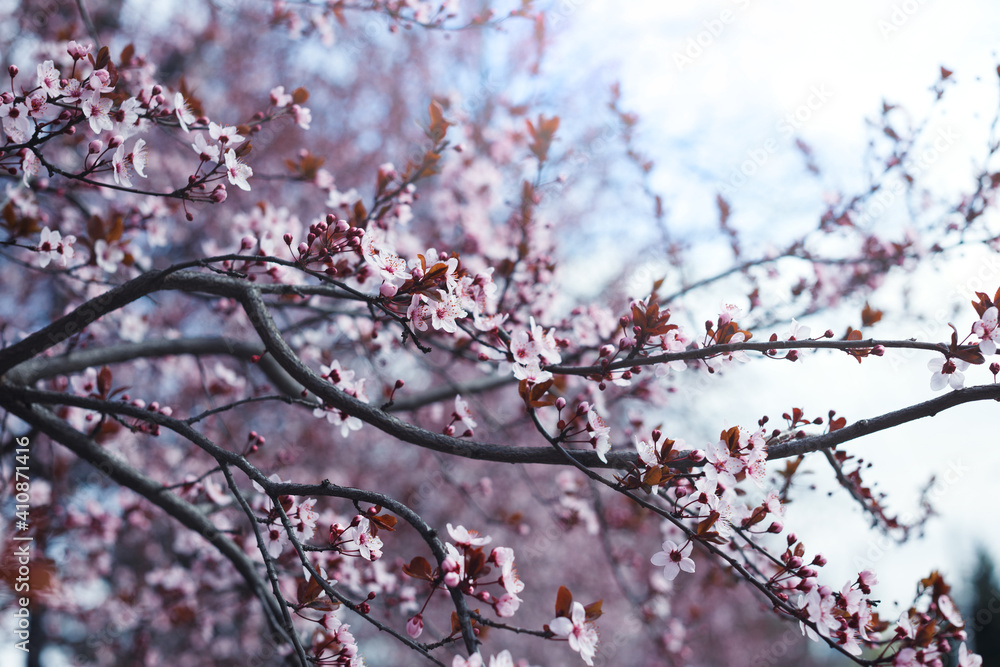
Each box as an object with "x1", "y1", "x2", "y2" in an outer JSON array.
[{"x1": 0, "y1": 2, "x2": 997, "y2": 666}]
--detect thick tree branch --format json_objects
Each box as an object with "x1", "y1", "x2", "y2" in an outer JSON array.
[{"x1": 766, "y1": 383, "x2": 1000, "y2": 460}]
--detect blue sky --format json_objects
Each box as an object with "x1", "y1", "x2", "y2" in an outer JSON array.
[{"x1": 553, "y1": 0, "x2": 1000, "y2": 624}]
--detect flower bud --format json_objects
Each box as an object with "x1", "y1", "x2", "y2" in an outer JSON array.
[
  {"x1": 88, "y1": 140, "x2": 103, "y2": 154},
  {"x1": 406, "y1": 614, "x2": 423, "y2": 639},
  {"x1": 8, "y1": 65, "x2": 18, "y2": 78}
]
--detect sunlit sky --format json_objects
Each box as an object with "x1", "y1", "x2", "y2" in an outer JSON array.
[{"x1": 554, "y1": 0, "x2": 1000, "y2": 626}]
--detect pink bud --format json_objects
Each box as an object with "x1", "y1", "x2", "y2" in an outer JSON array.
[
  {"x1": 8, "y1": 65, "x2": 18, "y2": 78},
  {"x1": 872, "y1": 344, "x2": 885, "y2": 356},
  {"x1": 282, "y1": 233, "x2": 293, "y2": 245},
  {"x1": 88, "y1": 140, "x2": 103, "y2": 154},
  {"x1": 210, "y1": 185, "x2": 227, "y2": 203},
  {"x1": 406, "y1": 614, "x2": 423, "y2": 639},
  {"x1": 444, "y1": 572, "x2": 460, "y2": 588},
  {"x1": 380, "y1": 283, "x2": 398, "y2": 298}
]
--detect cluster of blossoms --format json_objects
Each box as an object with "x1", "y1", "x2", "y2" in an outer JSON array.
[
  {"x1": 508, "y1": 317, "x2": 562, "y2": 382},
  {"x1": 4, "y1": 43, "x2": 311, "y2": 273},
  {"x1": 405, "y1": 524, "x2": 525, "y2": 645},
  {"x1": 250, "y1": 476, "x2": 388, "y2": 564},
  {"x1": 307, "y1": 613, "x2": 364, "y2": 666},
  {"x1": 928, "y1": 288, "x2": 1000, "y2": 390},
  {"x1": 441, "y1": 524, "x2": 524, "y2": 618},
  {"x1": 35, "y1": 226, "x2": 76, "y2": 268},
  {"x1": 626, "y1": 413, "x2": 985, "y2": 664},
  {"x1": 360, "y1": 233, "x2": 502, "y2": 334},
  {"x1": 798, "y1": 571, "x2": 880, "y2": 656},
  {"x1": 251, "y1": 475, "x2": 321, "y2": 558}
]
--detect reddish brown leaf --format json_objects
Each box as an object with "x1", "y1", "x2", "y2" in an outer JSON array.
[
  {"x1": 402, "y1": 556, "x2": 434, "y2": 581},
  {"x1": 555, "y1": 585, "x2": 573, "y2": 617},
  {"x1": 584, "y1": 600, "x2": 603, "y2": 621},
  {"x1": 97, "y1": 366, "x2": 113, "y2": 397},
  {"x1": 861, "y1": 302, "x2": 883, "y2": 327}
]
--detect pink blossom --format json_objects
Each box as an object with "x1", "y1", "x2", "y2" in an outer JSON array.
[
  {"x1": 1, "y1": 100, "x2": 31, "y2": 142},
  {"x1": 454, "y1": 394, "x2": 477, "y2": 431},
  {"x1": 174, "y1": 92, "x2": 195, "y2": 132},
  {"x1": 937, "y1": 594, "x2": 964, "y2": 626},
  {"x1": 549, "y1": 601, "x2": 599, "y2": 666},
  {"x1": 650, "y1": 540, "x2": 696, "y2": 580},
  {"x1": 210, "y1": 121, "x2": 245, "y2": 145},
  {"x1": 958, "y1": 643, "x2": 983, "y2": 667},
  {"x1": 488, "y1": 651, "x2": 514, "y2": 667},
  {"x1": 82, "y1": 92, "x2": 114, "y2": 134},
  {"x1": 635, "y1": 436, "x2": 658, "y2": 467},
  {"x1": 270, "y1": 85, "x2": 293, "y2": 107},
  {"x1": 292, "y1": 103, "x2": 311, "y2": 130},
  {"x1": 93, "y1": 239, "x2": 125, "y2": 273},
  {"x1": 132, "y1": 138, "x2": 149, "y2": 178},
  {"x1": 928, "y1": 356, "x2": 967, "y2": 391},
  {"x1": 973, "y1": 306, "x2": 999, "y2": 355},
  {"x1": 112, "y1": 144, "x2": 133, "y2": 186},
  {"x1": 586, "y1": 408, "x2": 611, "y2": 463},
  {"x1": 452, "y1": 655, "x2": 483, "y2": 667},
  {"x1": 66, "y1": 40, "x2": 91, "y2": 59},
  {"x1": 427, "y1": 291, "x2": 467, "y2": 333},
  {"x1": 446, "y1": 523, "x2": 491, "y2": 547},
  {"x1": 803, "y1": 586, "x2": 840, "y2": 639},
  {"x1": 342, "y1": 517, "x2": 383, "y2": 561},
  {"x1": 191, "y1": 133, "x2": 220, "y2": 161},
  {"x1": 88, "y1": 68, "x2": 114, "y2": 93},
  {"x1": 37, "y1": 227, "x2": 64, "y2": 268},
  {"x1": 784, "y1": 318, "x2": 812, "y2": 341},
  {"x1": 21, "y1": 150, "x2": 40, "y2": 185},
  {"x1": 224, "y1": 149, "x2": 252, "y2": 191},
  {"x1": 362, "y1": 232, "x2": 411, "y2": 286},
  {"x1": 704, "y1": 440, "x2": 741, "y2": 488},
  {"x1": 262, "y1": 522, "x2": 288, "y2": 558}
]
